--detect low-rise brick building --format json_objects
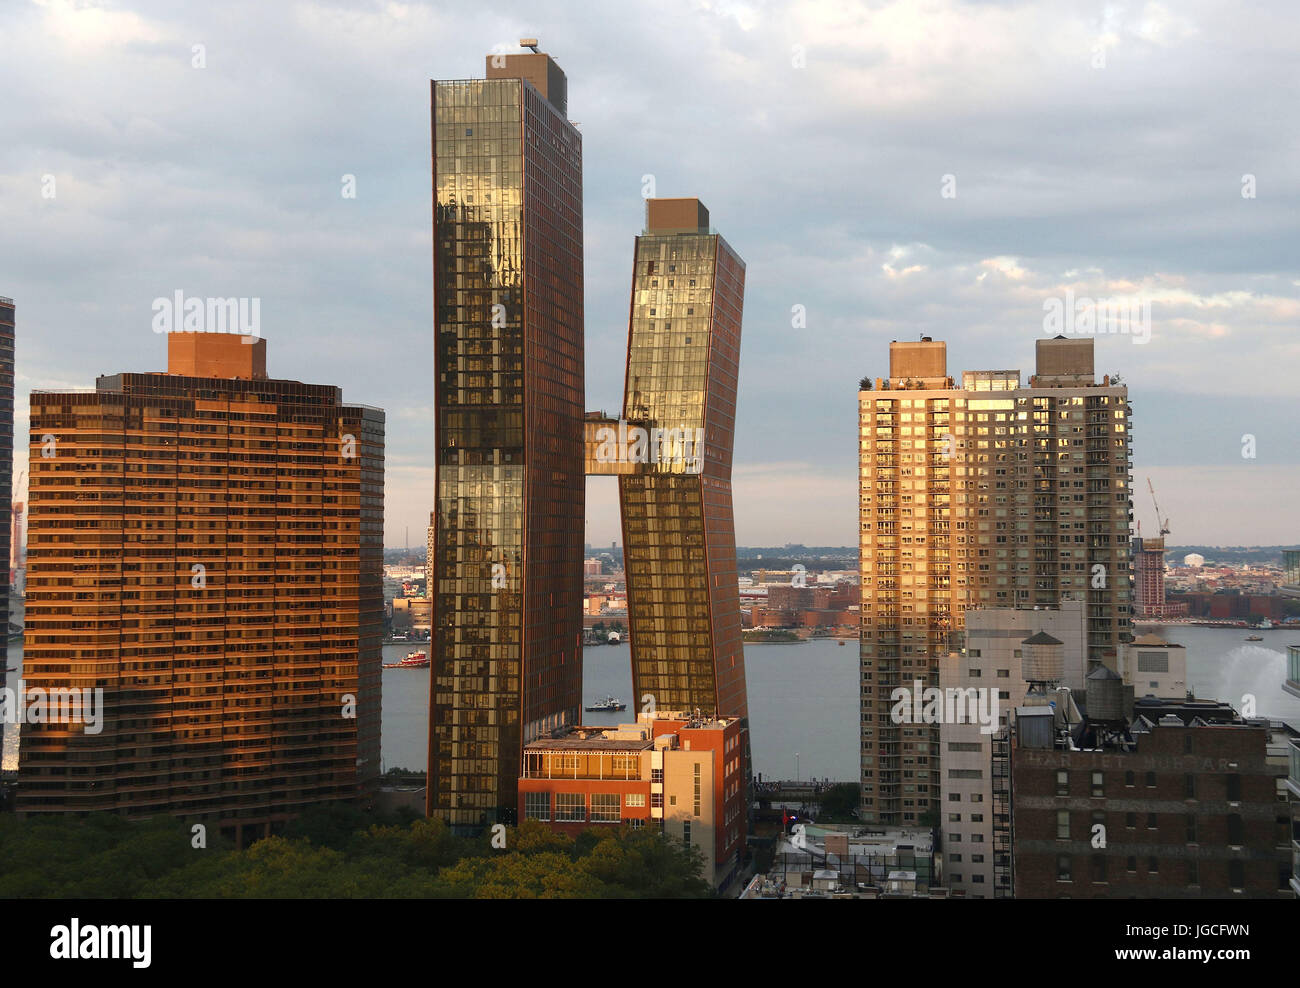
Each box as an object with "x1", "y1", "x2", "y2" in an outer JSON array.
[{"x1": 1010, "y1": 698, "x2": 1293, "y2": 898}]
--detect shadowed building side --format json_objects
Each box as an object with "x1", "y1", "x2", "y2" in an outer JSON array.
[{"x1": 0, "y1": 297, "x2": 12, "y2": 693}]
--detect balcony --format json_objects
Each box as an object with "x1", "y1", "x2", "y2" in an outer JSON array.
[{"x1": 1288, "y1": 737, "x2": 1300, "y2": 800}]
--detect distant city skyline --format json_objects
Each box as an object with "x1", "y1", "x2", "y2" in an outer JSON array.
[{"x1": 2, "y1": 1, "x2": 1297, "y2": 550}]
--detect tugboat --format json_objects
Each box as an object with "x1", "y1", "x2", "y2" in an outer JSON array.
[
  {"x1": 383, "y1": 650, "x2": 430, "y2": 669},
  {"x1": 584, "y1": 695, "x2": 627, "y2": 712}
]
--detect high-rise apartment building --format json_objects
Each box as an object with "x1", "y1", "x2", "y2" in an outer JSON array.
[
  {"x1": 586, "y1": 198, "x2": 748, "y2": 720},
  {"x1": 17, "y1": 335, "x2": 384, "y2": 844},
  {"x1": 428, "y1": 43, "x2": 585, "y2": 828},
  {"x1": 859, "y1": 336, "x2": 1131, "y2": 826},
  {"x1": 0, "y1": 296, "x2": 12, "y2": 691},
  {"x1": 1132, "y1": 535, "x2": 1167, "y2": 618}
]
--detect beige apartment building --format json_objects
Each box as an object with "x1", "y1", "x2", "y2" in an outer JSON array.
[
  {"x1": 859, "y1": 336, "x2": 1131, "y2": 826},
  {"x1": 938, "y1": 598, "x2": 1087, "y2": 896}
]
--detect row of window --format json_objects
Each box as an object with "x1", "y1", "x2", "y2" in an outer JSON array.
[{"x1": 523, "y1": 790, "x2": 645, "y2": 822}]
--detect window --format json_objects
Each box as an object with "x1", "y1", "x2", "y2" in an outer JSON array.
[
  {"x1": 651, "y1": 793, "x2": 663, "y2": 809},
  {"x1": 1145, "y1": 771, "x2": 1156, "y2": 788},
  {"x1": 1187, "y1": 860, "x2": 1198, "y2": 885},
  {"x1": 682, "y1": 820, "x2": 691, "y2": 846},
  {"x1": 524, "y1": 791, "x2": 550, "y2": 821},
  {"x1": 1186, "y1": 815, "x2": 1197, "y2": 843},
  {"x1": 1055, "y1": 770, "x2": 1069, "y2": 796},
  {"x1": 1124, "y1": 770, "x2": 1135, "y2": 787},
  {"x1": 555, "y1": 793, "x2": 585, "y2": 822},
  {"x1": 1091, "y1": 857, "x2": 1106, "y2": 883},
  {"x1": 1091, "y1": 772, "x2": 1104, "y2": 798},
  {"x1": 579, "y1": 792, "x2": 617, "y2": 823},
  {"x1": 627, "y1": 818, "x2": 644, "y2": 830},
  {"x1": 625, "y1": 793, "x2": 646, "y2": 807},
  {"x1": 1057, "y1": 856, "x2": 1072, "y2": 881},
  {"x1": 1126, "y1": 856, "x2": 1137, "y2": 873},
  {"x1": 669, "y1": 795, "x2": 676, "y2": 805},
  {"x1": 611, "y1": 753, "x2": 639, "y2": 776},
  {"x1": 1226, "y1": 774, "x2": 1241, "y2": 801},
  {"x1": 1146, "y1": 813, "x2": 1158, "y2": 830},
  {"x1": 1227, "y1": 814, "x2": 1244, "y2": 845},
  {"x1": 1148, "y1": 856, "x2": 1159, "y2": 874},
  {"x1": 1184, "y1": 774, "x2": 1196, "y2": 799},
  {"x1": 651, "y1": 768, "x2": 664, "y2": 784},
  {"x1": 1228, "y1": 860, "x2": 1244, "y2": 888},
  {"x1": 1125, "y1": 812, "x2": 1136, "y2": 829},
  {"x1": 1057, "y1": 810, "x2": 1070, "y2": 839}
]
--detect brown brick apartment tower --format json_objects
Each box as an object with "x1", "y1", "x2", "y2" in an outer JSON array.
[{"x1": 17, "y1": 334, "x2": 384, "y2": 844}]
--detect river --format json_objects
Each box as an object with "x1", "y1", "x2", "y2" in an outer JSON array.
[{"x1": 6, "y1": 627, "x2": 1298, "y2": 780}]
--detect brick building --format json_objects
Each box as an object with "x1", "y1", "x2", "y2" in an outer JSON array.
[
  {"x1": 1010, "y1": 698, "x2": 1292, "y2": 898},
  {"x1": 18, "y1": 334, "x2": 384, "y2": 843},
  {"x1": 519, "y1": 711, "x2": 747, "y2": 891}
]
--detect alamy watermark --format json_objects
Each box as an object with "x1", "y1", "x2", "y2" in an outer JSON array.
[
  {"x1": 152, "y1": 291, "x2": 261, "y2": 338},
  {"x1": 1, "y1": 681, "x2": 104, "y2": 734},
  {"x1": 593, "y1": 419, "x2": 704, "y2": 474},
  {"x1": 1043, "y1": 288, "x2": 1150, "y2": 344},
  {"x1": 890, "y1": 680, "x2": 1000, "y2": 735}
]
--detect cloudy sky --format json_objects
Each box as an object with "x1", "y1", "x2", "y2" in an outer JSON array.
[{"x1": 2, "y1": 0, "x2": 1296, "y2": 549}]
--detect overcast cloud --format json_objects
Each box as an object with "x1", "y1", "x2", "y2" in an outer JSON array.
[{"x1": 2, "y1": 0, "x2": 1296, "y2": 548}]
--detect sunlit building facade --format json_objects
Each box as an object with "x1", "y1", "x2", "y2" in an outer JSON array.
[
  {"x1": 858, "y1": 337, "x2": 1131, "y2": 826},
  {"x1": 428, "y1": 44, "x2": 585, "y2": 828},
  {"x1": 17, "y1": 335, "x2": 384, "y2": 844},
  {"x1": 586, "y1": 198, "x2": 748, "y2": 720}
]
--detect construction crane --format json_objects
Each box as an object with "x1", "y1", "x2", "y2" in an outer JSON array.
[{"x1": 1147, "y1": 478, "x2": 1170, "y2": 537}]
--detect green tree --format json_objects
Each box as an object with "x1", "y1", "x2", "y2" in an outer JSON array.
[{"x1": 817, "y1": 783, "x2": 860, "y2": 820}]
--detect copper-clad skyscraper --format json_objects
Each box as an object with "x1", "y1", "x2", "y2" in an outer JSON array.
[
  {"x1": 428, "y1": 43, "x2": 585, "y2": 828},
  {"x1": 586, "y1": 198, "x2": 748, "y2": 720}
]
